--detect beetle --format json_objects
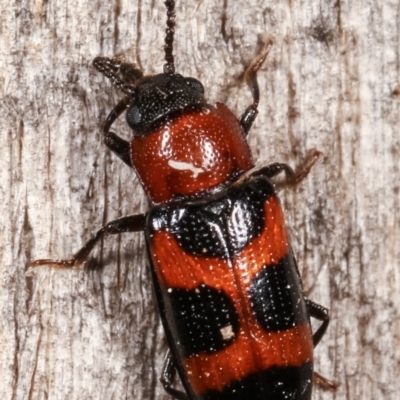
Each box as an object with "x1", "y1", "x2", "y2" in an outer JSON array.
[{"x1": 33, "y1": 1, "x2": 330, "y2": 399}]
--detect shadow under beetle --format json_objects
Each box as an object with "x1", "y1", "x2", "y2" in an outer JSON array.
[{"x1": 34, "y1": 1, "x2": 330, "y2": 399}]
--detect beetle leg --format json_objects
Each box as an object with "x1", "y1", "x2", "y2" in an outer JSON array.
[
  {"x1": 94, "y1": 56, "x2": 143, "y2": 85},
  {"x1": 160, "y1": 351, "x2": 190, "y2": 400},
  {"x1": 239, "y1": 39, "x2": 273, "y2": 136},
  {"x1": 305, "y1": 298, "x2": 330, "y2": 347},
  {"x1": 307, "y1": 303, "x2": 339, "y2": 391},
  {"x1": 103, "y1": 96, "x2": 133, "y2": 168},
  {"x1": 251, "y1": 148, "x2": 322, "y2": 185},
  {"x1": 94, "y1": 57, "x2": 143, "y2": 168},
  {"x1": 313, "y1": 371, "x2": 340, "y2": 391},
  {"x1": 119, "y1": 61, "x2": 144, "y2": 84},
  {"x1": 93, "y1": 56, "x2": 140, "y2": 96},
  {"x1": 32, "y1": 214, "x2": 146, "y2": 268}
]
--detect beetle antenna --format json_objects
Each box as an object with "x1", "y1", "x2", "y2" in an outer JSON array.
[{"x1": 164, "y1": 0, "x2": 176, "y2": 74}]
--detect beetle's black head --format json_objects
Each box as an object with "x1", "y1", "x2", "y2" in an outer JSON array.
[
  {"x1": 126, "y1": 1, "x2": 206, "y2": 134},
  {"x1": 94, "y1": 1, "x2": 207, "y2": 134},
  {"x1": 126, "y1": 73, "x2": 205, "y2": 134}
]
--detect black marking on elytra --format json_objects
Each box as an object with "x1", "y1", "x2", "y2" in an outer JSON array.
[
  {"x1": 166, "y1": 284, "x2": 239, "y2": 358},
  {"x1": 248, "y1": 254, "x2": 309, "y2": 332},
  {"x1": 201, "y1": 361, "x2": 313, "y2": 400},
  {"x1": 148, "y1": 175, "x2": 275, "y2": 258}
]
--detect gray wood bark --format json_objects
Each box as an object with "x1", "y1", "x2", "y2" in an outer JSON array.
[{"x1": 1, "y1": 0, "x2": 399, "y2": 399}]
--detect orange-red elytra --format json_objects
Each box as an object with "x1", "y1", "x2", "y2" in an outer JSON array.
[{"x1": 32, "y1": 1, "x2": 330, "y2": 399}]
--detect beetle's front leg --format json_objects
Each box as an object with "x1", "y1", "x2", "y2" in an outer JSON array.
[
  {"x1": 93, "y1": 56, "x2": 143, "y2": 168},
  {"x1": 239, "y1": 39, "x2": 273, "y2": 136},
  {"x1": 103, "y1": 96, "x2": 133, "y2": 168},
  {"x1": 93, "y1": 56, "x2": 142, "y2": 94},
  {"x1": 32, "y1": 214, "x2": 146, "y2": 268}
]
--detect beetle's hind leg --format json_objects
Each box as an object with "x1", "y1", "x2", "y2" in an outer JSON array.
[
  {"x1": 313, "y1": 371, "x2": 340, "y2": 391},
  {"x1": 305, "y1": 298, "x2": 330, "y2": 347},
  {"x1": 306, "y1": 299, "x2": 339, "y2": 391},
  {"x1": 160, "y1": 351, "x2": 190, "y2": 400},
  {"x1": 31, "y1": 214, "x2": 146, "y2": 269}
]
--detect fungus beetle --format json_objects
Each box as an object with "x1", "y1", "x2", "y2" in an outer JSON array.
[{"x1": 33, "y1": 1, "x2": 330, "y2": 399}]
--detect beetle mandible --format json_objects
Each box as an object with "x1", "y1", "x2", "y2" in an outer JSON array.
[{"x1": 33, "y1": 1, "x2": 330, "y2": 399}]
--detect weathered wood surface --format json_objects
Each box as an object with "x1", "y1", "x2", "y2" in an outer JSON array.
[{"x1": 1, "y1": 0, "x2": 399, "y2": 399}]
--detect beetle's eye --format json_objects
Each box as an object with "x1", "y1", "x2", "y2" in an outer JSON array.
[
  {"x1": 127, "y1": 105, "x2": 141, "y2": 126},
  {"x1": 185, "y1": 78, "x2": 204, "y2": 93}
]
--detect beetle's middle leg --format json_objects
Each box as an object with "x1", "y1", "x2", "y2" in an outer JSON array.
[
  {"x1": 32, "y1": 214, "x2": 146, "y2": 268},
  {"x1": 251, "y1": 148, "x2": 322, "y2": 186}
]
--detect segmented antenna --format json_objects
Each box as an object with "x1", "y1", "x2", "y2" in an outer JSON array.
[{"x1": 164, "y1": 0, "x2": 176, "y2": 74}]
